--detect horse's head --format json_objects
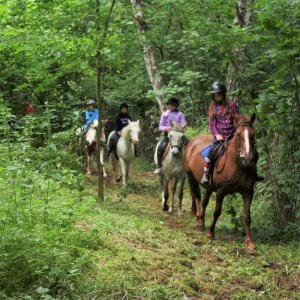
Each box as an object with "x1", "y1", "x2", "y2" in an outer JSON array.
[
  {"x1": 168, "y1": 121, "x2": 187, "y2": 157},
  {"x1": 234, "y1": 113, "x2": 256, "y2": 166},
  {"x1": 127, "y1": 120, "x2": 140, "y2": 144}
]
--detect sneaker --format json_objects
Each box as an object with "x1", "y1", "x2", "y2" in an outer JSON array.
[
  {"x1": 201, "y1": 173, "x2": 210, "y2": 184},
  {"x1": 154, "y1": 167, "x2": 161, "y2": 174}
]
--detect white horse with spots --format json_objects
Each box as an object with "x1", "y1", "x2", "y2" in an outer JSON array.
[
  {"x1": 108, "y1": 120, "x2": 140, "y2": 187},
  {"x1": 77, "y1": 120, "x2": 107, "y2": 176},
  {"x1": 154, "y1": 121, "x2": 187, "y2": 217}
]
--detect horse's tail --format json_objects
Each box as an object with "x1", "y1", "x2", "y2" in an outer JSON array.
[{"x1": 186, "y1": 170, "x2": 200, "y2": 216}]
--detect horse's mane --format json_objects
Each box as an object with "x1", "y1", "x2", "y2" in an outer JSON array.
[
  {"x1": 122, "y1": 121, "x2": 140, "y2": 135},
  {"x1": 235, "y1": 115, "x2": 251, "y2": 127},
  {"x1": 171, "y1": 122, "x2": 187, "y2": 132}
]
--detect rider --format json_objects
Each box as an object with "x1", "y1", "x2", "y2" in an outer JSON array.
[
  {"x1": 154, "y1": 97, "x2": 189, "y2": 174},
  {"x1": 84, "y1": 99, "x2": 98, "y2": 130},
  {"x1": 106, "y1": 102, "x2": 139, "y2": 157},
  {"x1": 201, "y1": 82, "x2": 263, "y2": 184}
]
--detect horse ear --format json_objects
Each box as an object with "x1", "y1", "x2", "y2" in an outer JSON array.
[
  {"x1": 128, "y1": 120, "x2": 131, "y2": 124},
  {"x1": 170, "y1": 120, "x2": 174, "y2": 127},
  {"x1": 251, "y1": 113, "x2": 256, "y2": 123},
  {"x1": 182, "y1": 123, "x2": 187, "y2": 132},
  {"x1": 137, "y1": 120, "x2": 139, "y2": 124}
]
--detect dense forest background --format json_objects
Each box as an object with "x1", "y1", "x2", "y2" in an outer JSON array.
[{"x1": 0, "y1": 0, "x2": 300, "y2": 298}]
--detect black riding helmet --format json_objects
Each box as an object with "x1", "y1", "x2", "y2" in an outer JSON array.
[
  {"x1": 211, "y1": 82, "x2": 227, "y2": 100},
  {"x1": 120, "y1": 102, "x2": 129, "y2": 109},
  {"x1": 167, "y1": 97, "x2": 180, "y2": 107}
]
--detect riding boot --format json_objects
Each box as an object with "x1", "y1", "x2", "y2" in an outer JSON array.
[{"x1": 201, "y1": 158, "x2": 211, "y2": 184}]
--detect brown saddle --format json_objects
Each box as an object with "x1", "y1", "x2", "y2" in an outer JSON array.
[{"x1": 209, "y1": 135, "x2": 234, "y2": 173}]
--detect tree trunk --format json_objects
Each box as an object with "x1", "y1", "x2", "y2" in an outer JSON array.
[
  {"x1": 131, "y1": 0, "x2": 166, "y2": 112},
  {"x1": 95, "y1": 0, "x2": 116, "y2": 201},
  {"x1": 226, "y1": 0, "x2": 254, "y2": 105}
]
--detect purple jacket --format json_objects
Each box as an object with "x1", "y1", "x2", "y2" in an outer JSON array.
[{"x1": 159, "y1": 110, "x2": 187, "y2": 132}]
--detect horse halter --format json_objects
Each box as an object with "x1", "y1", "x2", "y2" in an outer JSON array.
[{"x1": 169, "y1": 129, "x2": 184, "y2": 152}]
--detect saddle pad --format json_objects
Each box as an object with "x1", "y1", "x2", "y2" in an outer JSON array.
[{"x1": 200, "y1": 144, "x2": 210, "y2": 158}]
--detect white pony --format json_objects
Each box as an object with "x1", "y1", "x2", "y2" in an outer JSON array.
[
  {"x1": 77, "y1": 120, "x2": 107, "y2": 177},
  {"x1": 154, "y1": 121, "x2": 187, "y2": 217},
  {"x1": 107, "y1": 120, "x2": 140, "y2": 187}
]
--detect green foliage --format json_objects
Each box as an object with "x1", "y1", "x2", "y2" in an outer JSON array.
[{"x1": 0, "y1": 1, "x2": 300, "y2": 289}]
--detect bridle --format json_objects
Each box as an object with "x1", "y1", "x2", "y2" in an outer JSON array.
[{"x1": 169, "y1": 129, "x2": 184, "y2": 152}]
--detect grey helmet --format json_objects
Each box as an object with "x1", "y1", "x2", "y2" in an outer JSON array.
[{"x1": 87, "y1": 99, "x2": 96, "y2": 106}]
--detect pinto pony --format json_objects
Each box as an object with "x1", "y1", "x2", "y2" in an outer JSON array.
[
  {"x1": 108, "y1": 120, "x2": 140, "y2": 187},
  {"x1": 154, "y1": 121, "x2": 187, "y2": 216},
  {"x1": 77, "y1": 120, "x2": 107, "y2": 176},
  {"x1": 184, "y1": 114, "x2": 259, "y2": 250}
]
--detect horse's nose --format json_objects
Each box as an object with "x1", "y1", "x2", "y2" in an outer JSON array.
[
  {"x1": 171, "y1": 148, "x2": 179, "y2": 157},
  {"x1": 133, "y1": 139, "x2": 139, "y2": 145},
  {"x1": 242, "y1": 155, "x2": 253, "y2": 166}
]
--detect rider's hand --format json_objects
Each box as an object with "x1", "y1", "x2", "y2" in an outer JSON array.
[
  {"x1": 216, "y1": 134, "x2": 223, "y2": 141},
  {"x1": 117, "y1": 131, "x2": 121, "y2": 136}
]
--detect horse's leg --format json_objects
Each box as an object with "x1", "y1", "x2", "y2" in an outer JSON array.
[
  {"x1": 125, "y1": 161, "x2": 130, "y2": 184},
  {"x1": 99, "y1": 146, "x2": 107, "y2": 178},
  {"x1": 86, "y1": 148, "x2": 92, "y2": 175},
  {"x1": 186, "y1": 171, "x2": 203, "y2": 227},
  {"x1": 207, "y1": 190, "x2": 224, "y2": 241},
  {"x1": 242, "y1": 190, "x2": 256, "y2": 250},
  {"x1": 168, "y1": 178, "x2": 175, "y2": 214},
  {"x1": 162, "y1": 177, "x2": 170, "y2": 211},
  {"x1": 177, "y1": 177, "x2": 186, "y2": 217},
  {"x1": 200, "y1": 189, "x2": 212, "y2": 231},
  {"x1": 119, "y1": 158, "x2": 127, "y2": 187}
]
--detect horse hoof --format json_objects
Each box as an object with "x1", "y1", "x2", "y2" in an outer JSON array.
[
  {"x1": 197, "y1": 225, "x2": 205, "y2": 232},
  {"x1": 103, "y1": 174, "x2": 107, "y2": 178},
  {"x1": 116, "y1": 177, "x2": 121, "y2": 182},
  {"x1": 246, "y1": 241, "x2": 257, "y2": 251},
  {"x1": 206, "y1": 233, "x2": 215, "y2": 240},
  {"x1": 162, "y1": 205, "x2": 169, "y2": 211}
]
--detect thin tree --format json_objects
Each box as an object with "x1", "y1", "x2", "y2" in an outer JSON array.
[{"x1": 95, "y1": 0, "x2": 116, "y2": 201}]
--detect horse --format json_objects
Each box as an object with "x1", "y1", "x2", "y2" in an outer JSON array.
[
  {"x1": 154, "y1": 121, "x2": 187, "y2": 217},
  {"x1": 76, "y1": 120, "x2": 107, "y2": 177},
  {"x1": 107, "y1": 120, "x2": 140, "y2": 187},
  {"x1": 184, "y1": 114, "x2": 258, "y2": 250}
]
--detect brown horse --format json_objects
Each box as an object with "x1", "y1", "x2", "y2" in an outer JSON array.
[{"x1": 184, "y1": 114, "x2": 258, "y2": 250}]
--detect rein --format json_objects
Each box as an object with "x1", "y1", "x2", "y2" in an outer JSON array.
[{"x1": 215, "y1": 122, "x2": 253, "y2": 172}]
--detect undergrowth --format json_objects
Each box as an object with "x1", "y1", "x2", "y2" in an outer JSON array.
[{"x1": 0, "y1": 121, "x2": 299, "y2": 299}]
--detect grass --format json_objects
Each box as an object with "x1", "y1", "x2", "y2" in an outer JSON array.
[{"x1": 0, "y1": 155, "x2": 300, "y2": 299}]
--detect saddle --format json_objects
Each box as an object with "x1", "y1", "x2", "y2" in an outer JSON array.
[{"x1": 202, "y1": 135, "x2": 234, "y2": 174}]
